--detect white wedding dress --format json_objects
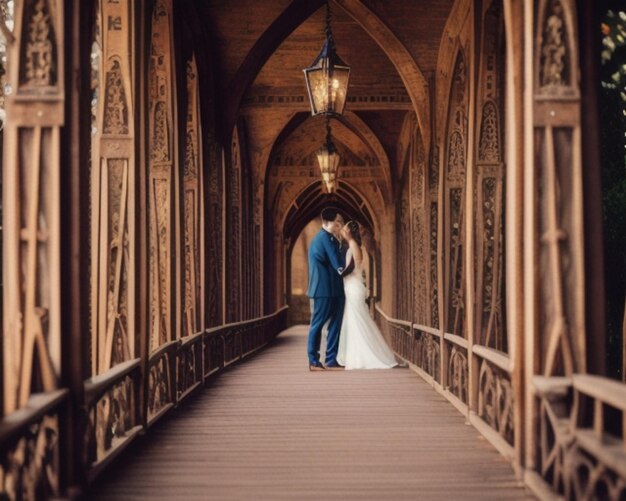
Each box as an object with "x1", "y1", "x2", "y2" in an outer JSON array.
[{"x1": 337, "y1": 248, "x2": 398, "y2": 370}]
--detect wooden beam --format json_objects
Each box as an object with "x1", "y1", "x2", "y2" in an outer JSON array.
[{"x1": 225, "y1": 0, "x2": 325, "y2": 135}]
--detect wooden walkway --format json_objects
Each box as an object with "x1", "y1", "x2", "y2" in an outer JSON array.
[{"x1": 91, "y1": 326, "x2": 532, "y2": 500}]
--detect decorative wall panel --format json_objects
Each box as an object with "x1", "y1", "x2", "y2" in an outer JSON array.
[
  {"x1": 444, "y1": 51, "x2": 469, "y2": 339},
  {"x1": 533, "y1": 0, "x2": 584, "y2": 378},
  {"x1": 409, "y1": 120, "x2": 430, "y2": 327},
  {"x1": 205, "y1": 139, "x2": 223, "y2": 327},
  {"x1": 182, "y1": 55, "x2": 203, "y2": 337},
  {"x1": 396, "y1": 172, "x2": 412, "y2": 321},
  {"x1": 474, "y1": 0, "x2": 507, "y2": 353},
  {"x1": 429, "y1": 147, "x2": 440, "y2": 330},
  {"x1": 148, "y1": 0, "x2": 177, "y2": 351},
  {"x1": 0, "y1": 412, "x2": 60, "y2": 498},
  {"x1": 90, "y1": 0, "x2": 136, "y2": 375},
  {"x1": 2, "y1": 0, "x2": 63, "y2": 415},
  {"x1": 227, "y1": 122, "x2": 243, "y2": 323}
]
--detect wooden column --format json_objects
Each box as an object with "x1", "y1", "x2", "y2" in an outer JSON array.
[{"x1": 61, "y1": 0, "x2": 94, "y2": 492}]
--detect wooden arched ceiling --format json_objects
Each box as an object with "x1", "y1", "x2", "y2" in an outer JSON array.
[
  {"x1": 282, "y1": 181, "x2": 377, "y2": 253},
  {"x1": 266, "y1": 111, "x2": 389, "y2": 237},
  {"x1": 199, "y1": 0, "x2": 456, "y2": 232},
  {"x1": 200, "y1": 0, "x2": 455, "y2": 150}
]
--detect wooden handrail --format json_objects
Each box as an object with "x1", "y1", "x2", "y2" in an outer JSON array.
[
  {"x1": 413, "y1": 323, "x2": 442, "y2": 338},
  {"x1": 573, "y1": 374, "x2": 626, "y2": 412},
  {"x1": 149, "y1": 339, "x2": 179, "y2": 362},
  {"x1": 0, "y1": 390, "x2": 68, "y2": 447},
  {"x1": 374, "y1": 305, "x2": 412, "y2": 328},
  {"x1": 472, "y1": 345, "x2": 511, "y2": 373},
  {"x1": 444, "y1": 332, "x2": 469, "y2": 350},
  {"x1": 205, "y1": 305, "x2": 289, "y2": 335},
  {"x1": 532, "y1": 375, "x2": 572, "y2": 398},
  {"x1": 180, "y1": 330, "x2": 205, "y2": 348},
  {"x1": 575, "y1": 430, "x2": 626, "y2": 478},
  {"x1": 84, "y1": 359, "x2": 141, "y2": 406}
]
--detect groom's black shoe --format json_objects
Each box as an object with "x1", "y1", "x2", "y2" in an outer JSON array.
[
  {"x1": 325, "y1": 361, "x2": 345, "y2": 371},
  {"x1": 309, "y1": 361, "x2": 326, "y2": 371}
]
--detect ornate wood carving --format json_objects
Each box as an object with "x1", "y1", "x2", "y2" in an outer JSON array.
[
  {"x1": 407, "y1": 115, "x2": 430, "y2": 327},
  {"x1": 18, "y1": 0, "x2": 58, "y2": 92},
  {"x1": 478, "y1": 359, "x2": 513, "y2": 445},
  {"x1": 84, "y1": 374, "x2": 138, "y2": 463},
  {"x1": 148, "y1": 0, "x2": 176, "y2": 351},
  {"x1": 417, "y1": 330, "x2": 440, "y2": 382},
  {"x1": 0, "y1": 413, "x2": 60, "y2": 498},
  {"x1": 205, "y1": 139, "x2": 223, "y2": 327},
  {"x1": 448, "y1": 345, "x2": 468, "y2": 404},
  {"x1": 177, "y1": 337, "x2": 202, "y2": 398},
  {"x1": 90, "y1": 0, "x2": 136, "y2": 375},
  {"x1": 475, "y1": 1, "x2": 507, "y2": 353},
  {"x1": 3, "y1": 0, "x2": 63, "y2": 415},
  {"x1": 240, "y1": 148, "x2": 259, "y2": 321},
  {"x1": 241, "y1": 92, "x2": 412, "y2": 110},
  {"x1": 148, "y1": 353, "x2": 171, "y2": 419},
  {"x1": 182, "y1": 55, "x2": 203, "y2": 337},
  {"x1": 537, "y1": 0, "x2": 571, "y2": 92},
  {"x1": 227, "y1": 122, "x2": 243, "y2": 323},
  {"x1": 396, "y1": 173, "x2": 412, "y2": 320},
  {"x1": 429, "y1": 147, "x2": 439, "y2": 329},
  {"x1": 535, "y1": 388, "x2": 571, "y2": 494},
  {"x1": 533, "y1": 0, "x2": 584, "y2": 377},
  {"x1": 444, "y1": 51, "x2": 469, "y2": 339},
  {"x1": 527, "y1": 1, "x2": 591, "y2": 496}
]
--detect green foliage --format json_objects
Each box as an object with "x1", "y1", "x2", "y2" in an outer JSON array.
[{"x1": 600, "y1": 7, "x2": 626, "y2": 380}]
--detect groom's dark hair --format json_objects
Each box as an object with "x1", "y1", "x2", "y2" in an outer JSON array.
[{"x1": 321, "y1": 207, "x2": 340, "y2": 223}]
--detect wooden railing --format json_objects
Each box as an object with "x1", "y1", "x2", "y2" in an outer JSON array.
[
  {"x1": 375, "y1": 304, "x2": 514, "y2": 459},
  {"x1": 0, "y1": 390, "x2": 68, "y2": 499},
  {"x1": 376, "y1": 304, "x2": 626, "y2": 499},
  {"x1": 0, "y1": 306, "x2": 289, "y2": 496},
  {"x1": 528, "y1": 374, "x2": 626, "y2": 499}
]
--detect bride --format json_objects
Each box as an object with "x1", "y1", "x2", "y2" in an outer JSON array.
[{"x1": 337, "y1": 221, "x2": 398, "y2": 370}]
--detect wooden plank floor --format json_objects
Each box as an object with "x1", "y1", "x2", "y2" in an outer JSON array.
[{"x1": 90, "y1": 326, "x2": 533, "y2": 500}]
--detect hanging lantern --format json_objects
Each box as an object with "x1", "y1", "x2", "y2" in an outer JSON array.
[
  {"x1": 316, "y1": 118, "x2": 341, "y2": 193},
  {"x1": 303, "y1": 1, "x2": 350, "y2": 116}
]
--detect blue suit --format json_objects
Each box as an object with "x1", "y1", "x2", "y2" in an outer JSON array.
[{"x1": 306, "y1": 228, "x2": 347, "y2": 365}]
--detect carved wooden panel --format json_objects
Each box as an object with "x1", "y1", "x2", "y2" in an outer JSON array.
[
  {"x1": 478, "y1": 359, "x2": 513, "y2": 444},
  {"x1": 443, "y1": 51, "x2": 469, "y2": 339},
  {"x1": 252, "y1": 180, "x2": 263, "y2": 319},
  {"x1": 205, "y1": 139, "x2": 223, "y2": 327},
  {"x1": 84, "y1": 373, "x2": 138, "y2": 464},
  {"x1": 90, "y1": 0, "x2": 136, "y2": 375},
  {"x1": 474, "y1": 0, "x2": 507, "y2": 353},
  {"x1": 448, "y1": 345, "x2": 468, "y2": 404},
  {"x1": 2, "y1": 0, "x2": 64, "y2": 415},
  {"x1": 182, "y1": 55, "x2": 203, "y2": 337},
  {"x1": 429, "y1": 147, "x2": 440, "y2": 329},
  {"x1": 0, "y1": 412, "x2": 60, "y2": 498},
  {"x1": 396, "y1": 170, "x2": 412, "y2": 321},
  {"x1": 407, "y1": 116, "x2": 430, "y2": 327},
  {"x1": 227, "y1": 121, "x2": 243, "y2": 323},
  {"x1": 148, "y1": 0, "x2": 177, "y2": 351},
  {"x1": 148, "y1": 351, "x2": 172, "y2": 419},
  {"x1": 528, "y1": 1, "x2": 588, "y2": 495},
  {"x1": 240, "y1": 147, "x2": 260, "y2": 320},
  {"x1": 533, "y1": 0, "x2": 584, "y2": 377}
]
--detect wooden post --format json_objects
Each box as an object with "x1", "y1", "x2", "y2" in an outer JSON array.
[
  {"x1": 60, "y1": 0, "x2": 94, "y2": 493},
  {"x1": 522, "y1": 0, "x2": 536, "y2": 472},
  {"x1": 503, "y1": 0, "x2": 526, "y2": 476},
  {"x1": 137, "y1": 0, "x2": 151, "y2": 429},
  {"x1": 577, "y1": 0, "x2": 606, "y2": 377},
  {"x1": 466, "y1": 0, "x2": 480, "y2": 416}
]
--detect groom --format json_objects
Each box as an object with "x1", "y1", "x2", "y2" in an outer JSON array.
[{"x1": 306, "y1": 207, "x2": 354, "y2": 371}]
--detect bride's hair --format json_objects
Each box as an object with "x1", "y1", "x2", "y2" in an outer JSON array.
[{"x1": 346, "y1": 220, "x2": 362, "y2": 246}]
